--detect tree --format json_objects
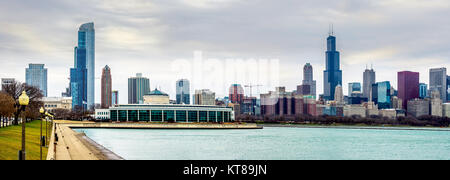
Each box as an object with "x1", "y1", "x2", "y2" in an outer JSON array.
[
  {"x1": 0, "y1": 92, "x2": 15, "y2": 127},
  {"x1": 1, "y1": 81, "x2": 44, "y2": 125}
]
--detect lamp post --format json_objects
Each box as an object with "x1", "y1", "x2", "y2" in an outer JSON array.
[
  {"x1": 39, "y1": 107, "x2": 45, "y2": 160},
  {"x1": 18, "y1": 91, "x2": 29, "y2": 160}
]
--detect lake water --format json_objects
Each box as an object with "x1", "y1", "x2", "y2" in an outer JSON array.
[{"x1": 75, "y1": 126, "x2": 450, "y2": 160}]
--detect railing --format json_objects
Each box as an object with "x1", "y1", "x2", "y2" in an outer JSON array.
[{"x1": 46, "y1": 122, "x2": 57, "y2": 160}]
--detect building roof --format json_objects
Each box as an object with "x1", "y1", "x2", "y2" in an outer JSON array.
[{"x1": 146, "y1": 88, "x2": 168, "y2": 96}]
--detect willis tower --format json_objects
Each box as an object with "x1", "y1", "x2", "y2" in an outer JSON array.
[{"x1": 323, "y1": 30, "x2": 342, "y2": 101}]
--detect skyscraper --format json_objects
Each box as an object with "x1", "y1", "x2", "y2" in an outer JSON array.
[
  {"x1": 302, "y1": 63, "x2": 316, "y2": 97},
  {"x1": 348, "y1": 82, "x2": 361, "y2": 96},
  {"x1": 323, "y1": 33, "x2": 342, "y2": 101},
  {"x1": 373, "y1": 81, "x2": 391, "y2": 109},
  {"x1": 76, "y1": 22, "x2": 95, "y2": 109},
  {"x1": 447, "y1": 76, "x2": 450, "y2": 102},
  {"x1": 101, "y1": 65, "x2": 112, "y2": 108},
  {"x1": 176, "y1": 79, "x2": 190, "y2": 104},
  {"x1": 398, "y1": 71, "x2": 419, "y2": 110},
  {"x1": 419, "y1": 83, "x2": 427, "y2": 99},
  {"x1": 112, "y1": 90, "x2": 119, "y2": 105},
  {"x1": 128, "y1": 73, "x2": 150, "y2": 104},
  {"x1": 25, "y1": 64, "x2": 47, "y2": 97},
  {"x1": 194, "y1": 89, "x2": 216, "y2": 105},
  {"x1": 429, "y1": 67, "x2": 447, "y2": 101},
  {"x1": 229, "y1": 84, "x2": 244, "y2": 104},
  {"x1": 334, "y1": 84, "x2": 344, "y2": 104},
  {"x1": 363, "y1": 68, "x2": 376, "y2": 99}
]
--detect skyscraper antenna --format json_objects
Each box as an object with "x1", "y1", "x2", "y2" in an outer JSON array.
[{"x1": 331, "y1": 24, "x2": 334, "y2": 36}]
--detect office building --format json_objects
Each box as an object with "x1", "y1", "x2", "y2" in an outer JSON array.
[
  {"x1": 363, "y1": 68, "x2": 376, "y2": 99},
  {"x1": 334, "y1": 84, "x2": 344, "y2": 104},
  {"x1": 407, "y1": 99, "x2": 429, "y2": 117},
  {"x1": 101, "y1": 65, "x2": 112, "y2": 108},
  {"x1": 348, "y1": 82, "x2": 361, "y2": 96},
  {"x1": 112, "y1": 90, "x2": 119, "y2": 105},
  {"x1": 372, "y1": 81, "x2": 391, "y2": 109},
  {"x1": 1, "y1": 78, "x2": 15, "y2": 90},
  {"x1": 42, "y1": 97, "x2": 72, "y2": 112},
  {"x1": 25, "y1": 64, "x2": 47, "y2": 97},
  {"x1": 76, "y1": 22, "x2": 95, "y2": 109},
  {"x1": 229, "y1": 84, "x2": 244, "y2": 104},
  {"x1": 323, "y1": 33, "x2": 342, "y2": 101},
  {"x1": 398, "y1": 71, "x2": 419, "y2": 110},
  {"x1": 260, "y1": 87, "x2": 316, "y2": 116},
  {"x1": 429, "y1": 68, "x2": 447, "y2": 101},
  {"x1": 176, "y1": 79, "x2": 190, "y2": 104},
  {"x1": 419, "y1": 83, "x2": 428, "y2": 99},
  {"x1": 430, "y1": 90, "x2": 442, "y2": 117},
  {"x1": 128, "y1": 73, "x2": 150, "y2": 104},
  {"x1": 302, "y1": 63, "x2": 316, "y2": 97},
  {"x1": 194, "y1": 89, "x2": 216, "y2": 105}
]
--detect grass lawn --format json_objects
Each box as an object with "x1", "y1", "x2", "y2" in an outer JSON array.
[{"x1": 0, "y1": 120, "x2": 52, "y2": 160}]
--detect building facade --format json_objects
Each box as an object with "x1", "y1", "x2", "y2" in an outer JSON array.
[
  {"x1": 194, "y1": 89, "x2": 216, "y2": 105},
  {"x1": 112, "y1": 90, "x2": 119, "y2": 105},
  {"x1": 419, "y1": 83, "x2": 428, "y2": 99},
  {"x1": 176, "y1": 79, "x2": 190, "y2": 104},
  {"x1": 78, "y1": 22, "x2": 95, "y2": 109},
  {"x1": 101, "y1": 65, "x2": 112, "y2": 108},
  {"x1": 363, "y1": 68, "x2": 376, "y2": 99},
  {"x1": 348, "y1": 82, "x2": 361, "y2": 97},
  {"x1": 25, "y1": 64, "x2": 47, "y2": 97},
  {"x1": 1, "y1": 78, "x2": 15, "y2": 90},
  {"x1": 260, "y1": 87, "x2": 316, "y2": 116},
  {"x1": 429, "y1": 68, "x2": 447, "y2": 101},
  {"x1": 302, "y1": 63, "x2": 316, "y2": 97},
  {"x1": 323, "y1": 34, "x2": 342, "y2": 101},
  {"x1": 430, "y1": 90, "x2": 443, "y2": 117},
  {"x1": 128, "y1": 73, "x2": 150, "y2": 104},
  {"x1": 398, "y1": 71, "x2": 419, "y2": 111},
  {"x1": 143, "y1": 89, "x2": 170, "y2": 104},
  {"x1": 407, "y1": 98, "x2": 429, "y2": 117},
  {"x1": 373, "y1": 81, "x2": 391, "y2": 109},
  {"x1": 109, "y1": 104, "x2": 233, "y2": 122},
  {"x1": 42, "y1": 97, "x2": 72, "y2": 112},
  {"x1": 229, "y1": 84, "x2": 244, "y2": 104}
]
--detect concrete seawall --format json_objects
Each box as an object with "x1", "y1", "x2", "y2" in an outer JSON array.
[{"x1": 47, "y1": 121, "x2": 261, "y2": 160}]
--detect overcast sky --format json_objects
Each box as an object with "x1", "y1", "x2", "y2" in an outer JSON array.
[{"x1": 0, "y1": 0, "x2": 449, "y2": 104}]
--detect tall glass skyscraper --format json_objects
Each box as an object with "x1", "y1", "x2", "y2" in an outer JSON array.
[
  {"x1": 323, "y1": 34, "x2": 342, "y2": 101},
  {"x1": 176, "y1": 79, "x2": 190, "y2": 104},
  {"x1": 429, "y1": 67, "x2": 447, "y2": 101},
  {"x1": 25, "y1": 64, "x2": 47, "y2": 97},
  {"x1": 128, "y1": 73, "x2": 150, "y2": 104},
  {"x1": 77, "y1": 22, "x2": 95, "y2": 109},
  {"x1": 71, "y1": 46, "x2": 87, "y2": 110},
  {"x1": 373, "y1": 81, "x2": 391, "y2": 109}
]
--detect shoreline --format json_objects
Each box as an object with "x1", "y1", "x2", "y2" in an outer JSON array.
[{"x1": 260, "y1": 123, "x2": 450, "y2": 131}]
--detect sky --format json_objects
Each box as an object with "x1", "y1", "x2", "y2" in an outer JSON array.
[{"x1": 0, "y1": 0, "x2": 449, "y2": 104}]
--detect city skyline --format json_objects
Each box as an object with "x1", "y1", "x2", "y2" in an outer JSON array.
[{"x1": 0, "y1": 1, "x2": 449, "y2": 104}]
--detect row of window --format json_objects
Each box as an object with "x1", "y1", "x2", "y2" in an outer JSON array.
[
  {"x1": 110, "y1": 110, "x2": 232, "y2": 122},
  {"x1": 44, "y1": 104, "x2": 58, "y2": 108},
  {"x1": 97, "y1": 112, "x2": 109, "y2": 115}
]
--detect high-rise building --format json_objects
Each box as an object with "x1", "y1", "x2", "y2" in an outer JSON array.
[
  {"x1": 334, "y1": 84, "x2": 344, "y2": 104},
  {"x1": 398, "y1": 71, "x2": 419, "y2": 110},
  {"x1": 323, "y1": 33, "x2": 342, "y2": 101},
  {"x1": 101, "y1": 65, "x2": 112, "y2": 108},
  {"x1": 1, "y1": 78, "x2": 15, "y2": 91},
  {"x1": 407, "y1": 98, "x2": 429, "y2": 117},
  {"x1": 419, "y1": 83, "x2": 427, "y2": 99},
  {"x1": 194, "y1": 89, "x2": 215, "y2": 105},
  {"x1": 430, "y1": 90, "x2": 442, "y2": 117},
  {"x1": 348, "y1": 82, "x2": 361, "y2": 96},
  {"x1": 25, "y1": 64, "x2": 47, "y2": 97},
  {"x1": 429, "y1": 68, "x2": 447, "y2": 101},
  {"x1": 76, "y1": 22, "x2": 95, "y2": 109},
  {"x1": 176, "y1": 79, "x2": 190, "y2": 104},
  {"x1": 363, "y1": 68, "x2": 376, "y2": 99},
  {"x1": 128, "y1": 73, "x2": 150, "y2": 104},
  {"x1": 447, "y1": 76, "x2": 450, "y2": 102},
  {"x1": 372, "y1": 81, "x2": 391, "y2": 109},
  {"x1": 229, "y1": 84, "x2": 244, "y2": 104},
  {"x1": 302, "y1": 63, "x2": 316, "y2": 97},
  {"x1": 112, "y1": 90, "x2": 119, "y2": 105}
]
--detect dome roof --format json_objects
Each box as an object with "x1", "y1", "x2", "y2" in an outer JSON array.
[{"x1": 147, "y1": 88, "x2": 168, "y2": 96}]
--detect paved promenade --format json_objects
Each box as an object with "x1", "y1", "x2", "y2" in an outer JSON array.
[{"x1": 47, "y1": 121, "x2": 261, "y2": 160}]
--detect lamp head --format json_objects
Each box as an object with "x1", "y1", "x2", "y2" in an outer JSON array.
[
  {"x1": 18, "y1": 91, "x2": 29, "y2": 106},
  {"x1": 40, "y1": 107, "x2": 45, "y2": 114}
]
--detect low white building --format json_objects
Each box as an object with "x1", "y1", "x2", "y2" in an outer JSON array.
[
  {"x1": 95, "y1": 109, "x2": 110, "y2": 120},
  {"x1": 42, "y1": 97, "x2": 72, "y2": 112},
  {"x1": 443, "y1": 103, "x2": 450, "y2": 117},
  {"x1": 379, "y1": 109, "x2": 397, "y2": 119},
  {"x1": 343, "y1": 105, "x2": 366, "y2": 118}
]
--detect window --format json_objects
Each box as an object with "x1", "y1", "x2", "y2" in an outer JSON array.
[
  {"x1": 151, "y1": 110, "x2": 163, "y2": 121},
  {"x1": 128, "y1": 110, "x2": 138, "y2": 122},
  {"x1": 199, "y1": 111, "x2": 207, "y2": 122},
  {"x1": 118, "y1": 110, "x2": 127, "y2": 122},
  {"x1": 188, "y1": 111, "x2": 198, "y2": 122},
  {"x1": 208, "y1": 111, "x2": 216, "y2": 122},
  {"x1": 217, "y1": 111, "x2": 223, "y2": 122},
  {"x1": 110, "y1": 110, "x2": 118, "y2": 121},
  {"x1": 139, "y1": 110, "x2": 149, "y2": 121},
  {"x1": 176, "y1": 111, "x2": 186, "y2": 122}
]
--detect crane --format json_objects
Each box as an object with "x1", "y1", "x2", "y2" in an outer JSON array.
[{"x1": 244, "y1": 84, "x2": 262, "y2": 98}]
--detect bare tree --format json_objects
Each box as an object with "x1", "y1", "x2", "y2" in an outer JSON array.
[
  {"x1": 0, "y1": 92, "x2": 15, "y2": 127},
  {"x1": 1, "y1": 81, "x2": 44, "y2": 125}
]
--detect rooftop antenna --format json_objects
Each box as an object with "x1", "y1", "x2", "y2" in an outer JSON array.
[
  {"x1": 331, "y1": 24, "x2": 334, "y2": 36},
  {"x1": 371, "y1": 63, "x2": 373, "y2": 70}
]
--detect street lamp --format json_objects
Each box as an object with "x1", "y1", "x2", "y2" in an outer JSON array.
[
  {"x1": 18, "y1": 91, "x2": 29, "y2": 160},
  {"x1": 39, "y1": 107, "x2": 45, "y2": 160}
]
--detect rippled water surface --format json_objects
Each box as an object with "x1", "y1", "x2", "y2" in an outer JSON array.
[{"x1": 75, "y1": 127, "x2": 450, "y2": 160}]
